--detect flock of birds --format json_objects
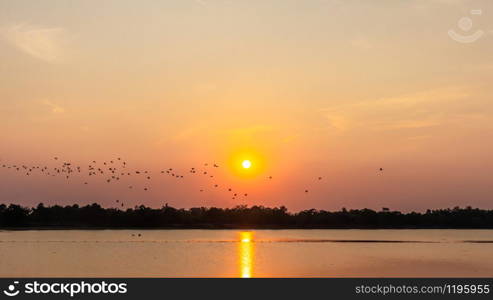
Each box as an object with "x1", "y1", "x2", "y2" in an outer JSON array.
[{"x1": 0, "y1": 156, "x2": 385, "y2": 209}]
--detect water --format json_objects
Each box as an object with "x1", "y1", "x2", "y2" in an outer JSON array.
[{"x1": 1, "y1": 230, "x2": 492, "y2": 277}]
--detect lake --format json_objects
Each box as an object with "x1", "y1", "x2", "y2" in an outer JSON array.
[{"x1": 1, "y1": 229, "x2": 492, "y2": 277}]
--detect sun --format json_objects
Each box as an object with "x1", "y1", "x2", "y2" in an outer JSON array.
[
  {"x1": 242, "y1": 160, "x2": 252, "y2": 169},
  {"x1": 228, "y1": 149, "x2": 265, "y2": 178}
]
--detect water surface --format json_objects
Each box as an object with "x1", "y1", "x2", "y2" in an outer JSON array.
[{"x1": 1, "y1": 230, "x2": 492, "y2": 277}]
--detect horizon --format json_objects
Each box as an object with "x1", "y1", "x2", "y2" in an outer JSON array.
[
  {"x1": 1, "y1": 201, "x2": 490, "y2": 214},
  {"x1": 1, "y1": 0, "x2": 493, "y2": 212},
  {"x1": 3, "y1": 201, "x2": 493, "y2": 229}
]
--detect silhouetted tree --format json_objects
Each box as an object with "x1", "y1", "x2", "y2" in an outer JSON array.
[{"x1": 1, "y1": 203, "x2": 492, "y2": 229}]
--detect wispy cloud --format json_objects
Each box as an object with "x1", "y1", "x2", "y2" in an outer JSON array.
[
  {"x1": 0, "y1": 23, "x2": 67, "y2": 62},
  {"x1": 226, "y1": 125, "x2": 273, "y2": 136},
  {"x1": 351, "y1": 37, "x2": 374, "y2": 50},
  {"x1": 322, "y1": 86, "x2": 472, "y2": 133},
  {"x1": 194, "y1": 0, "x2": 207, "y2": 6},
  {"x1": 42, "y1": 100, "x2": 65, "y2": 114}
]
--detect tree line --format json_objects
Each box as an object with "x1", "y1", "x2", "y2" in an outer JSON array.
[{"x1": 1, "y1": 203, "x2": 492, "y2": 228}]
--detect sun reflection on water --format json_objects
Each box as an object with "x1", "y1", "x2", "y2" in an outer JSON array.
[{"x1": 238, "y1": 231, "x2": 254, "y2": 278}]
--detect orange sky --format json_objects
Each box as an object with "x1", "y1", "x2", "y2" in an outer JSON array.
[{"x1": 1, "y1": 0, "x2": 493, "y2": 211}]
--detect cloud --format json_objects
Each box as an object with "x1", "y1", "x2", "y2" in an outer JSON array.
[
  {"x1": 227, "y1": 125, "x2": 273, "y2": 136},
  {"x1": 42, "y1": 100, "x2": 65, "y2": 114},
  {"x1": 371, "y1": 119, "x2": 442, "y2": 131},
  {"x1": 195, "y1": 0, "x2": 207, "y2": 6},
  {"x1": 351, "y1": 38, "x2": 373, "y2": 50},
  {"x1": 322, "y1": 86, "x2": 472, "y2": 133},
  {"x1": 0, "y1": 24, "x2": 67, "y2": 62},
  {"x1": 327, "y1": 115, "x2": 350, "y2": 131}
]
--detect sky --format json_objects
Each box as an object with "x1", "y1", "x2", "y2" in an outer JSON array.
[{"x1": 1, "y1": 0, "x2": 492, "y2": 212}]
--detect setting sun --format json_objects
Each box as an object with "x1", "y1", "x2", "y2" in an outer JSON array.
[
  {"x1": 227, "y1": 149, "x2": 267, "y2": 179},
  {"x1": 242, "y1": 160, "x2": 252, "y2": 169}
]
